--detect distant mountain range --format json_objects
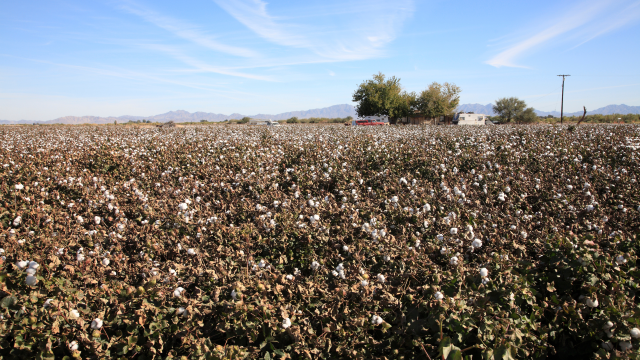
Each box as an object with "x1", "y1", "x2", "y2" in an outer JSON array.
[{"x1": 1, "y1": 103, "x2": 638, "y2": 125}]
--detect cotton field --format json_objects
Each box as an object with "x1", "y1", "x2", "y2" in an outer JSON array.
[{"x1": 0, "y1": 124, "x2": 639, "y2": 359}]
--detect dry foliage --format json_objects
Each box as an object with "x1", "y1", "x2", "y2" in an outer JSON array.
[{"x1": 0, "y1": 124, "x2": 639, "y2": 359}]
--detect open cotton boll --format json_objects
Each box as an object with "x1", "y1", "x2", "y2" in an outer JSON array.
[
  {"x1": 434, "y1": 291, "x2": 444, "y2": 300},
  {"x1": 449, "y1": 256, "x2": 459, "y2": 265},
  {"x1": 286, "y1": 274, "x2": 294, "y2": 281},
  {"x1": 26, "y1": 275, "x2": 37, "y2": 286},
  {"x1": 187, "y1": 248, "x2": 196, "y2": 256},
  {"x1": 616, "y1": 255, "x2": 627, "y2": 265},
  {"x1": 450, "y1": 228, "x2": 458, "y2": 235},
  {"x1": 371, "y1": 315, "x2": 384, "y2": 325},
  {"x1": 101, "y1": 258, "x2": 110, "y2": 266},
  {"x1": 631, "y1": 328, "x2": 640, "y2": 339},
  {"x1": 26, "y1": 268, "x2": 37, "y2": 276},
  {"x1": 90, "y1": 318, "x2": 103, "y2": 330},
  {"x1": 69, "y1": 309, "x2": 80, "y2": 319},
  {"x1": 620, "y1": 341, "x2": 632, "y2": 351},
  {"x1": 16, "y1": 260, "x2": 28, "y2": 270},
  {"x1": 231, "y1": 289, "x2": 237, "y2": 300},
  {"x1": 361, "y1": 280, "x2": 368, "y2": 287},
  {"x1": 310, "y1": 261, "x2": 320, "y2": 270},
  {"x1": 282, "y1": 317, "x2": 292, "y2": 329},
  {"x1": 377, "y1": 274, "x2": 385, "y2": 283},
  {"x1": 472, "y1": 239, "x2": 482, "y2": 248},
  {"x1": 603, "y1": 321, "x2": 614, "y2": 329},
  {"x1": 586, "y1": 298, "x2": 599, "y2": 308},
  {"x1": 69, "y1": 341, "x2": 79, "y2": 351},
  {"x1": 480, "y1": 268, "x2": 488, "y2": 277},
  {"x1": 342, "y1": 245, "x2": 349, "y2": 252},
  {"x1": 173, "y1": 287, "x2": 185, "y2": 298}
]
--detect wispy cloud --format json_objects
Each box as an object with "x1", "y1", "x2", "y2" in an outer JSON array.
[
  {"x1": 212, "y1": 0, "x2": 414, "y2": 61},
  {"x1": 118, "y1": 1, "x2": 257, "y2": 58},
  {"x1": 486, "y1": 0, "x2": 640, "y2": 68},
  {"x1": 140, "y1": 44, "x2": 274, "y2": 81}
]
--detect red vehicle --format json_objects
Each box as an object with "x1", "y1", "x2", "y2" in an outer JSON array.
[{"x1": 347, "y1": 119, "x2": 387, "y2": 126}]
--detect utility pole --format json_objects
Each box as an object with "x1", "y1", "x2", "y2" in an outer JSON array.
[{"x1": 557, "y1": 75, "x2": 570, "y2": 124}]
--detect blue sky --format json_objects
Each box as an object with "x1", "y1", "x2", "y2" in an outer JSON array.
[{"x1": 1, "y1": 0, "x2": 639, "y2": 120}]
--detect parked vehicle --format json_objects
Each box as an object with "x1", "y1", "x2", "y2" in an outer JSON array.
[
  {"x1": 249, "y1": 119, "x2": 280, "y2": 126},
  {"x1": 453, "y1": 112, "x2": 486, "y2": 125},
  {"x1": 348, "y1": 119, "x2": 387, "y2": 126}
]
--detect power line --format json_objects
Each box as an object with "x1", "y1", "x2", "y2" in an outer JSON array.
[{"x1": 557, "y1": 75, "x2": 570, "y2": 124}]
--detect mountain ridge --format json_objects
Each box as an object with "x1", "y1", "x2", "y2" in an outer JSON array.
[{"x1": 1, "y1": 103, "x2": 638, "y2": 124}]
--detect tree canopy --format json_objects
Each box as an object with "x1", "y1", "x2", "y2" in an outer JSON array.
[
  {"x1": 493, "y1": 97, "x2": 527, "y2": 123},
  {"x1": 415, "y1": 82, "x2": 461, "y2": 121},
  {"x1": 352, "y1": 72, "x2": 413, "y2": 122}
]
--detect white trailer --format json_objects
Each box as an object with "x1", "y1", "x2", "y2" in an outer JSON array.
[{"x1": 454, "y1": 113, "x2": 486, "y2": 125}]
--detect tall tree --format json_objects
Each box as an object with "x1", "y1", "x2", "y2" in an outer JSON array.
[
  {"x1": 415, "y1": 82, "x2": 461, "y2": 123},
  {"x1": 352, "y1": 72, "x2": 414, "y2": 124},
  {"x1": 516, "y1": 107, "x2": 538, "y2": 124},
  {"x1": 493, "y1": 97, "x2": 527, "y2": 123}
]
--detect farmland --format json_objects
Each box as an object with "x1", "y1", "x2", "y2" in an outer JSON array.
[{"x1": 0, "y1": 124, "x2": 639, "y2": 359}]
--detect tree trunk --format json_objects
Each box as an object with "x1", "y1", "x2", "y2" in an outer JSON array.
[{"x1": 389, "y1": 117, "x2": 398, "y2": 125}]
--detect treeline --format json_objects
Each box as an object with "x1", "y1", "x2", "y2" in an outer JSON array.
[
  {"x1": 285, "y1": 116, "x2": 353, "y2": 124},
  {"x1": 538, "y1": 113, "x2": 640, "y2": 124}
]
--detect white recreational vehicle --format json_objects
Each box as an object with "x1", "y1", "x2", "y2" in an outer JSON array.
[
  {"x1": 453, "y1": 112, "x2": 487, "y2": 125},
  {"x1": 248, "y1": 119, "x2": 280, "y2": 126}
]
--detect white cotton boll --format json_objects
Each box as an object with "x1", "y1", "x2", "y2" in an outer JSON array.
[
  {"x1": 437, "y1": 234, "x2": 444, "y2": 241},
  {"x1": 26, "y1": 275, "x2": 37, "y2": 286},
  {"x1": 69, "y1": 341, "x2": 79, "y2": 351},
  {"x1": 361, "y1": 280, "x2": 368, "y2": 287},
  {"x1": 371, "y1": 315, "x2": 384, "y2": 325},
  {"x1": 29, "y1": 261, "x2": 39, "y2": 269},
  {"x1": 77, "y1": 253, "x2": 85, "y2": 262},
  {"x1": 383, "y1": 255, "x2": 390, "y2": 262},
  {"x1": 342, "y1": 245, "x2": 349, "y2": 252},
  {"x1": 286, "y1": 274, "x2": 294, "y2": 281},
  {"x1": 282, "y1": 317, "x2": 292, "y2": 329},
  {"x1": 566, "y1": 185, "x2": 573, "y2": 191},
  {"x1": 13, "y1": 216, "x2": 21, "y2": 227},
  {"x1": 480, "y1": 268, "x2": 488, "y2": 278},
  {"x1": 391, "y1": 196, "x2": 398, "y2": 203},
  {"x1": 450, "y1": 227, "x2": 458, "y2": 235},
  {"x1": 440, "y1": 247, "x2": 448, "y2": 255},
  {"x1": 423, "y1": 203, "x2": 431, "y2": 212},
  {"x1": 26, "y1": 268, "x2": 37, "y2": 276},
  {"x1": 311, "y1": 261, "x2": 320, "y2": 270},
  {"x1": 434, "y1": 291, "x2": 444, "y2": 300},
  {"x1": 94, "y1": 216, "x2": 101, "y2": 225},
  {"x1": 603, "y1": 321, "x2": 614, "y2": 329},
  {"x1": 15, "y1": 184, "x2": 24, "y2": 190},
  {"x1": 521, "y1": 231, "x2": 528, "y2": 239},
  {"x1": 336, "y1": 263, "x2": 344, "y2": 272},
  {"x1": 482, "y1": 277, "x2": 490, "y2": 285},
  {"x1": 616, "y1": 255, "x2": 627, "y2": 264},
  {"x1": 16, "y1": 260, "x2": 28, "y2": 270},
  {"x1": 472, "y1": 239, "x2": 482, "y2": 248},
  {"x1": 174, "y1": 287, "x2": 185, "y2": 298},
  {"x1": 176, "y1": 307, "x2": 186, "y2": 315},
  {"x1": 90, "y1": 318, "x2": 103, "y2": 330},
  {"x1": 377, "y1": 274, "x2": 385, "y2": 283},
  {"x1": 178, "y1": 203, "x2": 188, "y2": 211},
  {"x1": 331, "y1": 270, "x2": 339, "y2": 277},
  {"x1": 102, "y1": 258, "x2": 110, "y2": 266},
  {"x1": 510, "y1": 225, "x2": 517, "y2": 231},
  {"x1": 586, "y1": 298, "x2": 599, "y2": 308},
  {"x1": 620, "y1": 341, "x2": 632, "y2": 351},
  {"x1": 585, "y1": 204, "x2": 594, "y2": 212},
  {"x1": 630, "y1": 328, "x2": 640, "y2": 338},
  {"x1": 69, "y1": 309, "x2": 80, "y2": 319},
  {"x1": 187, "y1": 248, "x2": 196, "y2": 256},
  {"x1": 449, "y1": 256, "x2": 458, "y2": 265}
]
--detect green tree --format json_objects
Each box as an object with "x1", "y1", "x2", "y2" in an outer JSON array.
[
  {"x1": 286, "y1": 117, "x2": 299, "y2": 124},
  {"x1": 493, "y1": 97, "x2": 527, "y2": 123},
  {"x1": 352, "y1": 72, "x2": 414, "y2": 124},
  {"x1": 516, "y1": 107, "x2": 537, "y2": 124},
  {"x1": 239, "y1": 117, "x2": 251, "y2": 124},
  {"x1": 415, "y1": 82, "x2": 461, "y2": 123}
]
